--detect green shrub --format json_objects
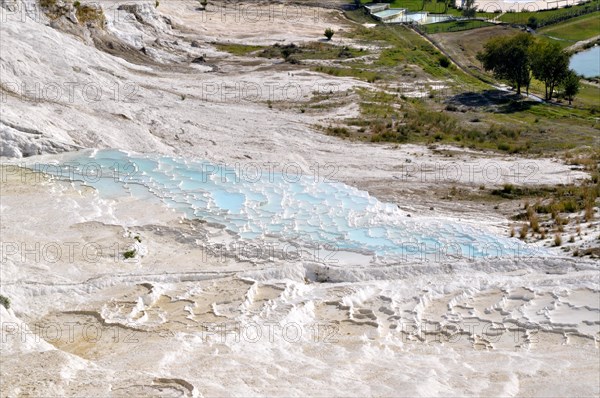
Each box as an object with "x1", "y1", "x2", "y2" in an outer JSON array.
[
  {"x1": 497, "y1": 142, "x2": 510, "y2": 151},
  {"x1": 40, "y1": 0, "x2": 57, "y2": 8},
  {"x1": 527, "y1": 16, "x2": 538, "y2": 29},
  {"x1": 123, "y1": 249, "x2": 137, "y2": 259},
  {"x1": 76, "y1": 4, "x2": 105, "y2": 25},
  {"x1": 327, "y1": 126, "x2": 351, "y2": 138},
  {"x1": 502, "y1": 183, "x2": 515, "y2": 194},
  {"x1": 561, "y1": 199, "x2": 577, "y2": 213},
  {"x1": 438, "y1": 56, "x2": 450, "y2": 68},
  {"x1": 324, "y1": 28, "x2": 335, "y2": 40},
  {"x1": 286, "y1": 55, "x2": 301, "y2": 65},
  {"x1": 0, "y1": 295, "x2": 10, "y2": 309},
  {"x1": 338, "y1": 46, "x2": 354, "y2": 58},
  {"x1": 280, "y1": 43, "x2": 300, "y2": 59}
]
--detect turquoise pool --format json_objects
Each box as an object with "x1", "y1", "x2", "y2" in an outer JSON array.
[{"x1": 36, "y1": 149, "x2": 539, "y2": 260}]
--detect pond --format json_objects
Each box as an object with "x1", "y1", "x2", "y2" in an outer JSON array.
[{"x1": 570, "y1": 46, "x2": 600, "y2": 78}]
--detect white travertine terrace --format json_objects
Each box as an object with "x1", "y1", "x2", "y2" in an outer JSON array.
[
  {"x1": 0, "y1": 0, "x2": 598, "y2": 396},
  {"x1": 1, "y1": 157, "x2": 598, "y2": 397}
]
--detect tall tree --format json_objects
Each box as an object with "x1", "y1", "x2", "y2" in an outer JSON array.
[
  {"x1": 561, "y1": 70, "x2": 581, "y2": 105},
  {"x1": 477, "y1": 33, "x2": 534, "y2": 95},
  {"x1": 531, "y1": 41, "x2": 570, "y2": 101},
  {"x1": 462, "y1": 0, "x2": 476, "y2": 18}
]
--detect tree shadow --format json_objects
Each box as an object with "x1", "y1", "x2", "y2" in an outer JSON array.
[
  {"x1": 499, "y1": 99, "x2": 534, "y2": 113},
  {"x1": 446, "y1": 90, "x2": 534, "y2": 113}
]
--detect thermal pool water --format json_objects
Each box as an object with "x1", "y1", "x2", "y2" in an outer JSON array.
[{"x1": 35, "y1": 149, "x2": 538, "y2": 262}]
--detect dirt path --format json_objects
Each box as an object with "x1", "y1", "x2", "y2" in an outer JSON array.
[{"x1": 565, "y1": 34, "x2": 600, "y2": 52}]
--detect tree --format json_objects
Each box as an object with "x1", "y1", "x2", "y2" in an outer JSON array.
[
  {"x1": 443, "y1": 0, "x2": 455, "y2": 13},
  {"x1": 477, "y1": 33, "x2": 534, "y2": 95},
  {"x1": 561, "y1": 70, "x2": 580, "y2": 105},
  {"x1": 462, "y1": 0, "x2": 476, "y2": 18},
  {"x1": 530, "y1": 41, "x2": 570, "y2": 101},
  {"x1": 527, "y1": 16, "x2": 538, "y2": 29},
  {"x1": 324, "y1": 28, "x2": 334, "y2": 41}
]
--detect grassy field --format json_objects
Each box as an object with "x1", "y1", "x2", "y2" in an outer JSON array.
[
  {"x1": 526, "y1": 76, "x2": 600, "y2": 109},
  {"x1": 576, "y1": 82, "x2": 600, "y2": 107},
  {"x1": 361, "y1": 0, "x2": 450, "y2": 13},
  {"x1": 538, "y1": 11, "x2": 600, "y2": 46},
  {"x1": 360, "y1": 0, "x2": 497, "y2": 17},
  {"x1": 429, "y1": 25, "x2": 520, "y2": 80},
  {"x1": 326, "y1": 88, "x2": 600, "y2": 153},
  {"x1": 218, "y1": 8, "x2": 599, "y2": 155},
  {"x1": 324, "y1": 19, "x2": 600, "y2": 153},
  {"x1": 342, "y1": 14, "x2": 485, "y2": 86},
  {"x1": 430, "y1": 25, "x2": 600, "y2": 109},
  {"x1": 214, "y1": 43, "x2": 265, "y2": 56},
  {"x1": 498, "y1": 1, "x2": 599, "y2": 26},
  {"x1": 421, "y1": 19, "x2": 495, "y2": 34},
  {"x1": 215, "y1": 42, "x2": 367, "y2": 60}
]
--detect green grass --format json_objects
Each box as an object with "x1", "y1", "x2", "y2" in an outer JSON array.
[
  {"x1": 217, "y1": 42, "x2": 368, "y2": 61},
  {"x1": 361, "y1": 0, "x2": 448, "y2": 12},
  {"x1": 484, "y1": 103, "x2": 600, "y2": 152},
  {"x1": 499, "y1": 1, "x2": 599, "y2": 26},
  {"x1": 576, "y1": 82, "x2": 600, "y2": 110},
  {"x1": 339, "y1": 5, "x2": 600, "y2": 155},
  {"x1": 314, "y1": 65, "x2": 383, "y2": 82},
  {"x1": 327, "y1": 84, "x2": 599, "y2": 153},
  {"x1": 214, "y1": 43, "x2": 265, "y2": 56},
  {"x1": 215, "y1": 18, "x2": 481, "y2": 88},
  {"x1": 294, "y1": 11, "x2": 485, "y2": 87},
  {"x1": 526, "y1": 76, "x2": 600, "y2": 110},
  {"x1": 328, "y1": 90, "x2": 515, "y2": 150},
  {"x1": 360, "y1": 0, "x2": 497, "y2": 17},
  {"x1": 421, "y1": 19, "x2": 494, "y2": 33},
  {"x1": 359, "y1": 0, "x2": 598, "y2": 26},
  {"x1": 298, "y1": 43, "x2": 367, "y2": 60},
  {"x1": 342, "y1": 22, "x2": 483, "y2": 85},
  {"x1": 538, "y1": 11, "x2": 600, "y2": 45},
  {"x1": 442, "y1": 8, "x2": 497, "y2": 19}
]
